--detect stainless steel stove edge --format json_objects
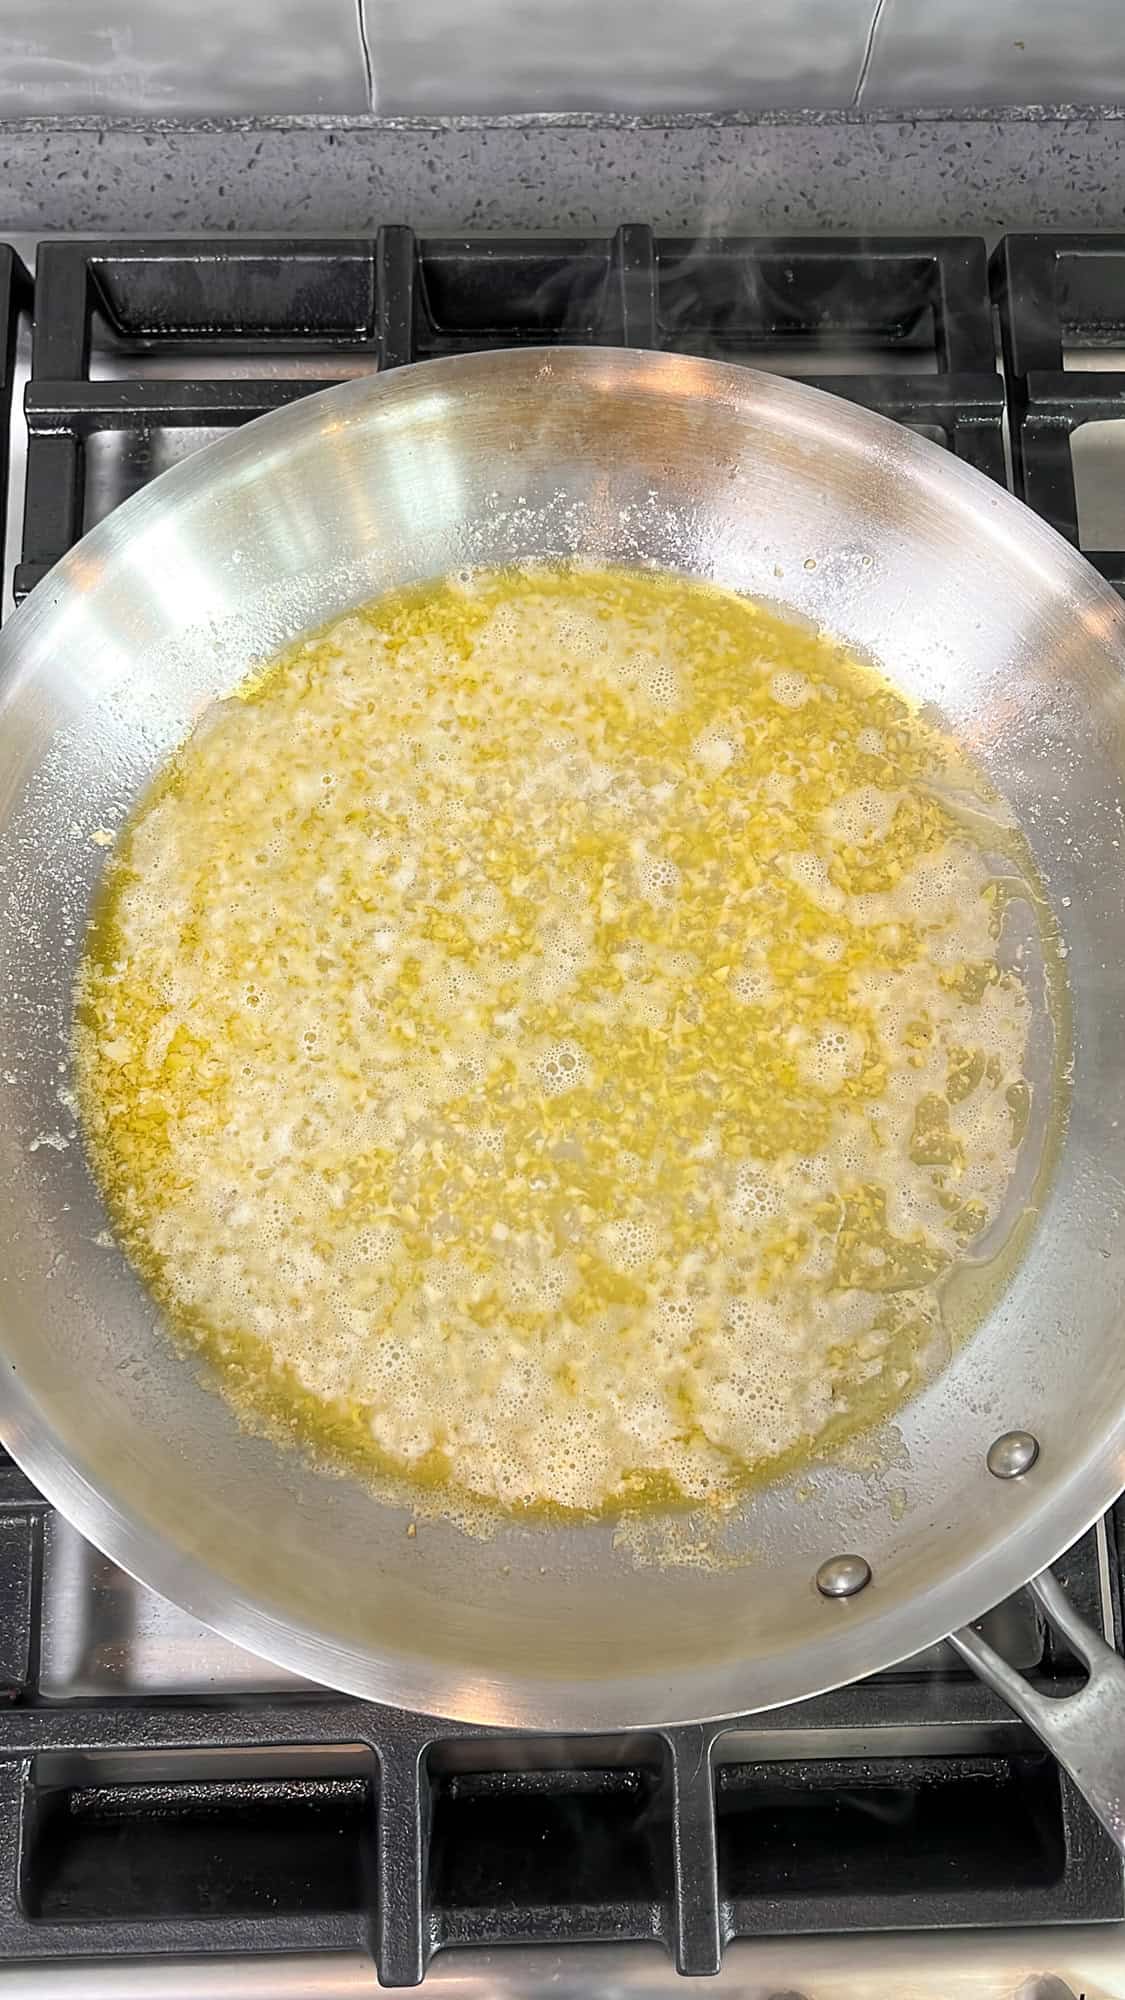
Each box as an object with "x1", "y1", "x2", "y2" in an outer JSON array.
[{"x1": 1, "y1": 1933, "x2": 1124, "y2": 1998}]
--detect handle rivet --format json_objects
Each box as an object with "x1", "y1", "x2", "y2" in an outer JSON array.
[
  {"x1": 815, "y1": 1553, "x2": 872, "y2": 1598},
  {"x1": 987, "y1": 1429, "x2": 1040, "y2": 1479}
]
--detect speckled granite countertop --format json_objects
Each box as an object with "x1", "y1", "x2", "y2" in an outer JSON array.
[{"x1": 0, "y1": 107, "x2": 1122, "y2": 237}]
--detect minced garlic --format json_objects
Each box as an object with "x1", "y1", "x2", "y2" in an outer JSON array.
[{"x1": 74, "y1": 564, "x2": 1034, "y2": 1518}]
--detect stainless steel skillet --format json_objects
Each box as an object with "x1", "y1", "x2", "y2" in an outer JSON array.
[{"x1": 1, "y1": 347, "x2": 1125, "y2": 1843}]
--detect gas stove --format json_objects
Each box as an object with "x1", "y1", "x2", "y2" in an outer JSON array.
[{"x1": 1, "y1": 229, "x2": 1124, "y2": 1999}]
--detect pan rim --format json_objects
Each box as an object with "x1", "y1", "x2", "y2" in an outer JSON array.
[{"x1": 1, "y1": 343, "x2": 1123, "y2": 1728}]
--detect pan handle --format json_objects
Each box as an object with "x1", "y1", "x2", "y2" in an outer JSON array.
[{"x1": 950, "y1": 1568, "x2": 1125, "y2": 1853}]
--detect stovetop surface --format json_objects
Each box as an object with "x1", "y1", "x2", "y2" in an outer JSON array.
[{"x1": 1, "y1": 228, "x2": 1125, "y2": 1997}]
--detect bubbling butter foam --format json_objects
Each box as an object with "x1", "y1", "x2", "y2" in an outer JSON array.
[{"x1": 74, "y1": 564, "x2": 1048, "y2": 1520}]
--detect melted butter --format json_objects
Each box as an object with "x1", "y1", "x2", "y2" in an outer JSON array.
[{"x1": 73, "y1": 564, "x2": 1062, "y2": 1522}]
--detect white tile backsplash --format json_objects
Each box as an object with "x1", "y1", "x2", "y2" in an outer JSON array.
[
  {"x1": 0, "y1": 0, "x2": 1117, "y2": 122},
  {"x1": 0, "y1": 0, "x2": 371, "y2": 115},
  {"x1": 368, "y1": 0, "x2": 873, "y2": 113},
  {"x1": 862, "y1": 0, "x2": 1125, "y2": 106}
]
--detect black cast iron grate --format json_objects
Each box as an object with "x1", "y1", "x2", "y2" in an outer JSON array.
[
  {"x1": 993, "y1": 232, "x2": 1125, "y2": 591},
  {"x1": 1, "y1": 229, "x2": 1122, "y2": 1978},
  {"x1": 0, "y1": 1466, "x2": 1116, "y2": 1981},
  {"x1": 17, "y1": 228, "x2": 1008, "y2": 600},
  {"x1": 0, "y1": 244, "x2": 30, "y2": 618}
]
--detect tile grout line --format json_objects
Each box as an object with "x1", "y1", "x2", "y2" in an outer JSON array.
[
  {"x1": 852, "y1": 0, "x2": 891, "y2": 108},
  {"x1": 356, "y1": 0, "x2": 375, "y2": 112}
]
